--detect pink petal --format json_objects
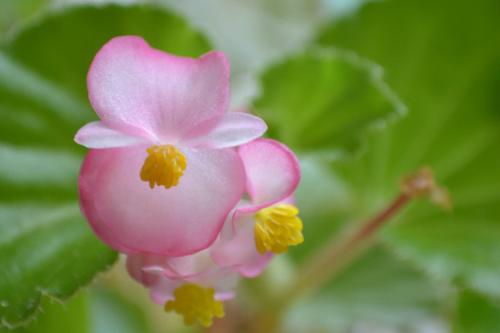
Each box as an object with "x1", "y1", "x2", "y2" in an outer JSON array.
[
  {"x1": 149, "y1": 277, "x2": 180, "y2": 304},
  {"x1": 212, "y1": 214, "x2": 272, "y2": 277},
  {"x1": 127, "y1": 250, "x2": 239, "y2": 304},
  {"x1": 87, "y1": 36, "x2": 230, "y2": 143},
  {"x1": 149, "y1": 269, "x2": 238, "y2": 304},
  {"x1": 140, "y1": 253, "x2": 238, "y2": 304},
  {"x1": 238, "y1": 138, "x2": 300, "y2": 209},
  {"x1": 75, "y1": 121, "x2": 150, "y2": 148},
  {"x1": 181, "y1": 112, "x2": 267, "y2": 149},
  {"x1": 196, "y1": 267, "x2": 239, "y2": 300},
  {"x1": 160, "y1": 249, "x2": 213, "y2": 279},
  {"x1": 126, "y1": 254, "x2": 164, "y2": 286},
  {"x1": 79, "y1": 145, "x2": 245, "y2": 256}
]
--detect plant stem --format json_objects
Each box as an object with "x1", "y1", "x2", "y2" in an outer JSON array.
[
  {"x1": 247, "y1": 167, "x2": 448, "y2": 333},
  {"x1": 246, "y1": 192, "x2": 413, "y2": 333},
  {"x1": 284, "y1": 192, "x2": 412, "y2": 302}
]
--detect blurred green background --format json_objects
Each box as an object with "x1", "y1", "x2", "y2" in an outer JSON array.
[{"x1": 0, "y1": 0, "x2": 499, "y2": 332}]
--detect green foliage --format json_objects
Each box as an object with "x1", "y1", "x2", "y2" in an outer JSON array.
[
  {"x1": 0, "y1": 293, "x2": 90, "y2": 333},
  {"x1": 454, "y1": 290, "x2": 500, "y2": 333},
  {"x1": 0, "y1": 0, "x2": 50, "y2": 36},
  {"x1": 252, "y1": 36, "x2": 438, "y2": 331},
  {"x1": 317, "y1": 0, "x2": 500, "y2": 298},
  {"x1": 0, "y1": 204, "x2": 116, "y2": 326},
  {"x1": 250, "y1": 0, "x2": 500, "y2": 329},
  {"x1": 0, "y1": 289, "x2": 153, "y2": 333},
  {"x1": 253, "y1": 48, "x2": 405, "y2": 154},
  {"x1": 0, "y1": 4, "x2": 211, "y2": 327},
  {"x1": 90, "y1": 288, "x2": 152, "y2": 333},
  {"x1": 286, "y1": 247, "x2": 441, "y2": 332}
]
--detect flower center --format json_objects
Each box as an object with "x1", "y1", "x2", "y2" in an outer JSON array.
[
  {"x1": 140, "y1": 145, "x2": 187, "y2": 189},
  {"x1": 254, "y1": 204, "x2": 304, "y2": 254},
  {"x1": 164, "y1": 284, "x2": 224, "y2": 327}
]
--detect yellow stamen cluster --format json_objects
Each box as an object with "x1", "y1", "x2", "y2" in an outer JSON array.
[
  {"x1": 140, "y1": 145, "x2": 187, "y2": 189},
  {"x1": 254, "y1": 204, "x2": 304, "y2": 254},
  {"x1": 164, "y1": 284, "x2": 224, "y2": 327}
]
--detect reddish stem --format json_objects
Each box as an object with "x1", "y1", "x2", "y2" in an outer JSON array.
[
  {"x1": 346, "y1": 193, "x2": 411, "y2": 250},
  {"x1": 249, "y1": 168, "x2": 447, "y2": 333},
  {"x1": 282, "y1": 192, "x2": 413, "y2": 303}
]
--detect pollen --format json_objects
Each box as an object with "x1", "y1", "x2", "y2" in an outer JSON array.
[
  {"x1": 254, "y1": 204, "x2": 304, "y2": 254},
  {"x1": 140, "y1": 145, "x2": 187, "y2": 189},
  {"x1": 164, "y1": 284, "x2": 224, "y2": 327}
]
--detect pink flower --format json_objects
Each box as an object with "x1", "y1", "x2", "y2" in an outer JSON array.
[
  {"x1": 75, "y1": 36, "x2": 267, "y2": 256},
  {"x1": 126, "y1": 249, "x2": 239, "y2": 327},
  {"x1": 124, "y1": 139, "x2": 302, "y2": 326},
  {"x1": 212, "y1": 138, "x2": 302, "y2": 277},
  {"x1": 127, "y1": 250, "x2": 238, "y2": 304}
]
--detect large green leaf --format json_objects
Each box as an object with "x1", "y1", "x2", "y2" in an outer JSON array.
[
  {"x1": 453, "y1": 290, "x2": 500, "y2": 333},
  {"x1": 0, "y1": 4, "x2": 210, "y2": 327},
  {"x1": 0, "y1": 0, "x2": 50, "y2": 36},
  {"x1": 317, "y1": 0, "x2": 500, "y2": 297},
  {"x1": 252, "y1": 48, "x2": 405, "y2": 154},
  {"x1": 0, "y1": 288, "x2": 153, "y2": 333},
  {"x1": 0, "y1": 203, "x2": 116, "y2": 326},
  {"x1": 0, "y1": 292, "x2": 89, "y2": 333},
  {"x1": 285, "y1": 247, "x2": 441, "y2": 332}
]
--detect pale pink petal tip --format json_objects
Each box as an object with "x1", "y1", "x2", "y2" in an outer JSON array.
[
  {"x1": 239, "y1": 138, "x2": 301, "y2": 208},
  {"x1": 74, "y1": 121, "x2": 150, "y2": 148},
  {"x1": 183, "y1": 112, "x2": 267, "y2": 149}
]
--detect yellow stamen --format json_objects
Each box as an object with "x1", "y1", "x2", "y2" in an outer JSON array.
[
  {"x1": 140, "y1": 145, "x2": 187, "y2": 189},
  {"x1": 254, "y1": 204, "x2": 304, "y2": 254},
  {"x1": 164, "y1": 284, "x2": 224, "y2": 327}
]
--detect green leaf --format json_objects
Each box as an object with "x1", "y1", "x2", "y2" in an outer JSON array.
[
  {"x1": 0, "y1": 203, "x2": 116, "y2": 327},
  {"x1": 252, "y1": 48, "x2": 405, "y2": 154},
  {"x1": 285, "y1": 248, "x2": 441, "y2": 332},
  {"x1": 0, "y1": 292, "x2": 90, "y2": 333},
  {"x1": 0, "y1": 4, "x2": 211, "y2": 327},
  {"x1": 317, "y1": 0, "x2": 500, "y2": 297},
  {"x1": 0, "y1": 288, "x2": 153, "y2": 333},
  {"x1": 453, "y1": 290, "x2": 500, "y2": 333},
  {"x1": 90, "y1": 288, "x2": 151, "y2": 333},
  {"x1": 0, "y1": 0, "x2": 50, "y2": 36}
]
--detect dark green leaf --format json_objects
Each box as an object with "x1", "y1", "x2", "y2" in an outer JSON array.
[
  {"x1": 0, "y1": 203, "x2": 116, "y2": 326},
  {"x1": 453, "y1": 290, "x2": 500, "y2": 333},
  {"x1": 253, "y1": 48, "x2": 405, "y2": 154},
  {"x1": 0, "y1": 292, "x2": 89, "y2": 333},
  {"x1": 0, "y1": 0, "x2": 50, "y2": 37}
]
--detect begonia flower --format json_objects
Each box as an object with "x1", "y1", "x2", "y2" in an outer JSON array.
[
  {"x1": 126, "y1": 249, "x2": 239, "y2": 327},
  {"x1": 75, "y1": 36, "x2": 267, "y2": 256},
  {"x1": 212, "y1": 138, "x2": 303, "y2": 277},
  {"x1": 125, "y1": 138, "x2": 303, "y2": 327}
]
